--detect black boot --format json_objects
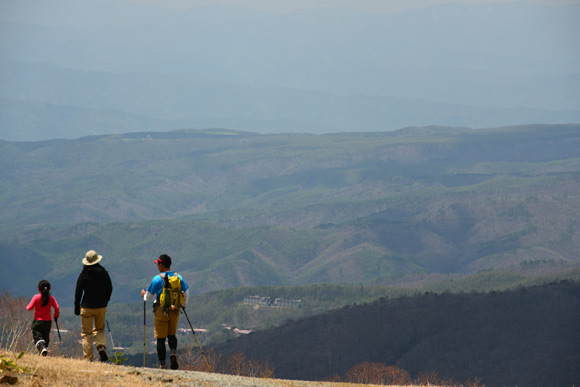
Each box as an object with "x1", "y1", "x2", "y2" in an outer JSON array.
[
  {"x1": 170, "y1": 354, "x2": 179, "y2": 370},
  {"x1": 97, "y1": 345, "x2": 108, "y2": 362}
]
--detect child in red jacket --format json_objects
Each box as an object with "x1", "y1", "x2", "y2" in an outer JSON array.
[{"x1": 26, "y1": 280, "x2": 60, "y2": 356}]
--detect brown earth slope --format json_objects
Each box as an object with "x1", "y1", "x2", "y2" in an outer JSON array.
[{"x1": 1, "y1": 351, "x2": 408, "y2": 387}]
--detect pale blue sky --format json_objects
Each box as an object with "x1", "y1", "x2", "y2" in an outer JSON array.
[
  {"x1": 0, "y1": 0, "x2": 578, "y2": 138},
  {"x1": 127, "y1": 0, "x2": 579, "y2": 13}
]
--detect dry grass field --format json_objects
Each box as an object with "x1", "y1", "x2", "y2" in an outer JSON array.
[{"x1": 0, "y1": 351, "x2": 416, "y2": 387}]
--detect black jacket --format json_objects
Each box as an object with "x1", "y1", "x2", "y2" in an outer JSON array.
[{"x1": 74, "y1": 263, "x2": 113, "y2": 314}]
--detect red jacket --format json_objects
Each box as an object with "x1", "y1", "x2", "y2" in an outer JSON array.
[{"x1": 26, "y1": 294, "x2": 59, "y2": 321}]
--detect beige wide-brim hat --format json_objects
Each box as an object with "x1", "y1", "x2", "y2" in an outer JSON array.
[{"x1": 82, "y1": 250, "x2": 103, "y2": 266}]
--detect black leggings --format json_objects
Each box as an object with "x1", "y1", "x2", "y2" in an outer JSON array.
[
  {"x1": 156, "y1": 335, "x2": 177, "y2": 363},
  {"x1": 31, "y1": 320, "x2": 51, "y2": 347}
]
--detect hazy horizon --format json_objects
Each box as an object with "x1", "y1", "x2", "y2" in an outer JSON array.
[
  {"x1": 1, "y1": 0, "x2": 579, "y2": 140},
  {"x1": 125, "y1": 0, "x2": 580, "y2": 13}
]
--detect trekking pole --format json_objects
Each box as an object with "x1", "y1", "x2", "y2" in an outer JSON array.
[
  {"x1": 105, "y1": 316, "x2": 119, "y2": 363},
  {"x1": 143, "y1": 300, "x2": 146, "y2": 367},
  {"x1": 54, "y1": 318, "x2": 62, "y2": 341},
  {"x1": 54, "y1": 317, "x2": 64, "y2": 354},
  {"x1": 182, "y1": 307, "x2": 211, "y2": 372}
]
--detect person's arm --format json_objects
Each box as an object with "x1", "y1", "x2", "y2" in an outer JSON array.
[
  {"x1": 141, "y1": 275, "x2": 160, "y2": 302},
  {"x1": 74, "y1": 271, "x2": 84, "y2": 315},
  {"x1": 143, "y1": 290, "x2": 156, "y2": 301},
  {"x1": 105, "y1": 272, "x2": 113, "y2": 303},
  {"x1": 25, "y1": 295, "x2": 37, "y2": 311},
  {"x1": 180, "y1": 275, "x2": 190, "y2": 308},
  {"x1": 183, "y1": 288, "x2": 189, "y2": 308},
  {"x1": 52, "y1": 296, "x2": 60, "y2": 319}
]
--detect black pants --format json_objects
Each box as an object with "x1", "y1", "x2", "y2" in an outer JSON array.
[
  {"x1": 31, "y1": 320, "x2": 52, "y2": 347},
  {"x1": 157, "y1": 335, "x2": 177, "y2": 363}
]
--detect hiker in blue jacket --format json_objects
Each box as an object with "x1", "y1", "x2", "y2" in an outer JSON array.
[{"x1": 141, "y1": 254, "x2": 189, "y2": 369}]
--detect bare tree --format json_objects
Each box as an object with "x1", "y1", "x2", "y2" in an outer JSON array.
[
  {"x1": 416, "y1": 370, "x2": 485, "y2": 387},
  {"x1": 0, "y1": 292, "x2": 33, "y2": 353},
  {"x1": 179, "y1": 343, "x2": 219, "y2": 372},
  {"x1": 346, "y1": 362, "x2": 411, "y2": 385},
  {"x1": 218, "y1": 351, "x2": 274, "y2": 378}
]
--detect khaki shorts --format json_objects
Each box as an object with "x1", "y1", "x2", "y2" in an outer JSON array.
[{"x1": 153, "y1": 307, "x2": 180, "y2": 338}]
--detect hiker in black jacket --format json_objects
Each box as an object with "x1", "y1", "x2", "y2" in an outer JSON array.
[{"x1": 74, "y1": 250, "x2": 113, "y2": 362}]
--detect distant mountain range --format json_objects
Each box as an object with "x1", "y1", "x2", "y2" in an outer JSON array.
[
  {"x1": 1, "y1": 64, "x2": 579, "y2": 141},
  {"x1": 1, "y1": 125, "x2": 579, "y2": 304},
  {"x1": 1, "y1": 1, "x2": 579, "y2": 141}
]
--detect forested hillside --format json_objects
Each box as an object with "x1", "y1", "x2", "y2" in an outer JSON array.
[
  {"x1": 1, "y1": 125, "x2": 579, "y2": 303},
  {"x1": 74, "y1": 269, "x2": 580, "y2": 355},
  {"x1": 211, "y1": 281, "x2": 580, "y2": 387}
]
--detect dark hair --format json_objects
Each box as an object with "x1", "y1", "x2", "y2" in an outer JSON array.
[
  {"x1": 158, "y1": 254, "x2": 172, "y2": 268},
  {"x1": 38, "y1": 280, "x2": 51, "y2": 307}
]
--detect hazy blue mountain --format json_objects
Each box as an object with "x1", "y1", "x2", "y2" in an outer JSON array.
[
  {"x1": 1, "y1": 1, "x2": 579, "y2": 141},
  {"x1": 2, "y1": 62, "x2": 580, "y2": 141},
  {"x1": 0, "y1": 97, "x2": 187, "y2": 141}
]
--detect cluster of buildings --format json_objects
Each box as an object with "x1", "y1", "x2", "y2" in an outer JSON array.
[
  {"x1": 177, "y1": 327, "x2": 209, "y2": 335},
  {"x1": 243, "y1": 295, "x2": 302, "y2": 308}
]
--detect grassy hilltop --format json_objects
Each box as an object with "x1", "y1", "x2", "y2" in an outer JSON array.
[{"x1": 1, "y1": 350, "x2": 386, "y2": 387}]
